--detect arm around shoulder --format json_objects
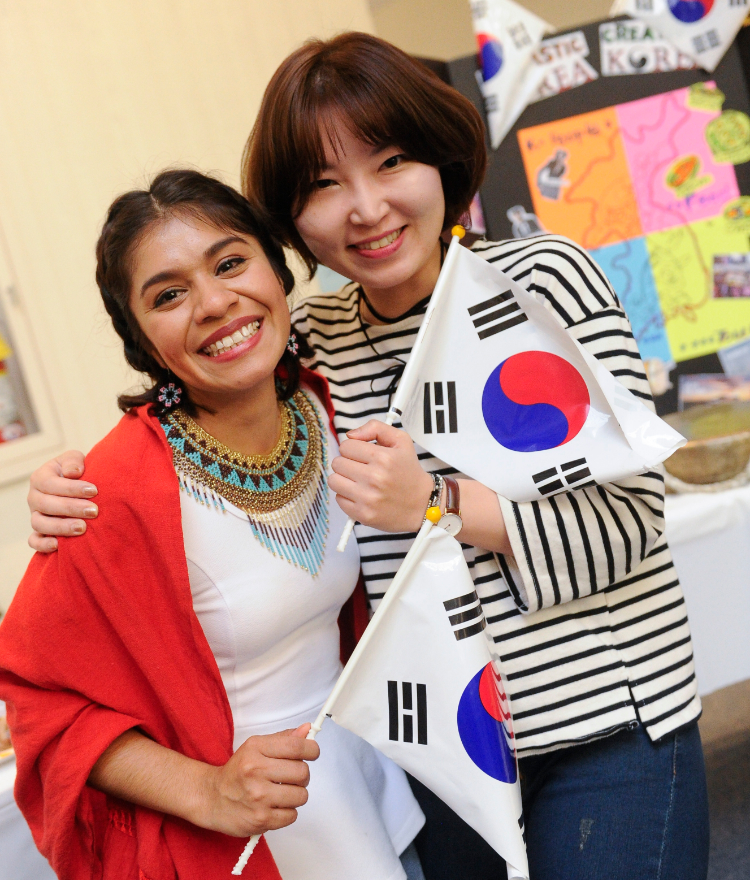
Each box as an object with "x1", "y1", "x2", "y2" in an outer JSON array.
[{"x1": 27, "y1": 449, "x2": 97, "y2": 551}]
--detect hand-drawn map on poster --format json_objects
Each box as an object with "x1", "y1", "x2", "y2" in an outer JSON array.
[{"x1": 517, "y1": 83, "x2": 750, "y2": 363}]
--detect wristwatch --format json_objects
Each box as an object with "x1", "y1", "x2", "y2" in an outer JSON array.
[{"x1": 439, "y1": 476, "x2": 463, "y2": 537}]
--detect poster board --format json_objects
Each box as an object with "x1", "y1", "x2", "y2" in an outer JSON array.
[{"x1": 442, "y1": 19, "x2": 750, "y2": 414}]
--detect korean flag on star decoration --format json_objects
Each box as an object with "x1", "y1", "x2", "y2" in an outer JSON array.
[
  {"x1": 609, "y1": 0, "x2": 749, "y2": 72},
  {"x1": 397, "y1": 241, "x2": 685, "y2": 503},
  {"x1": 326, "y1": 526, "x2": 528, "y2": 880},
  {"x1": 469, "y1": 0, "x2": 551, "y2": 149}
]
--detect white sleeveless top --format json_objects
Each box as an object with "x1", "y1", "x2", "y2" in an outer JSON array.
[{"x1": 178, "y1": 390, "x2": 424, "y2": 880}]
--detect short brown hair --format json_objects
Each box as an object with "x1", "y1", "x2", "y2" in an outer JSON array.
[
  {"x1": 96, "y1": 169, "x2": 306, "y2": 414},
  {"x1": 242, "y1": 32, "x2": 487, "y2": 276}
]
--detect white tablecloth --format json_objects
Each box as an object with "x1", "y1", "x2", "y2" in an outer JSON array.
[
  {"x1": 665, "y1": 483, "x2": 750, "y2": 697},
  {"x1": 1, "y1": 485, "x2": 748, "y2": 876},
  {"x1": 0, "y1": 758, "x2": 55, "y2": 880}
]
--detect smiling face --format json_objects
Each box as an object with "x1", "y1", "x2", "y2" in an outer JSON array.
[
  {"x1": 293, "y1": 123, "x2": 446, "y2": 314},
  {"x1": 128, "y1": 213, "x2": 290, "y2": 413}
]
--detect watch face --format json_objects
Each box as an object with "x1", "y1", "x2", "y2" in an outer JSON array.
[{"x1": 439, "y1": 512, "x2": 463, "y2": 537}]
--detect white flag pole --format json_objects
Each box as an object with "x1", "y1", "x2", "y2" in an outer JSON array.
[
  {"x1": 336, "y1": 226, "x2": 466, "y2": 552},
  {"x1": 232, "y1": 519, "x2": 436, "y2": 876}
]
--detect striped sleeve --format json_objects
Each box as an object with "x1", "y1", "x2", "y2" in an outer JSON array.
[{"x1": 485, "y1": 237, "x2": 667, "y2": 614}]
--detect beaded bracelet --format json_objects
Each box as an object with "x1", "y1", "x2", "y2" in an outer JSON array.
[{"x1": 424, "y1": 472, "x2": 444, "y2": 524}]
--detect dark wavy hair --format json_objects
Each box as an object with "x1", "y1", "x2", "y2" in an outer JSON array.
[
  {"x1": 96, "y1": 168, "x2": 311, "y2": 414},
  {"x1": 242, "y1": 32, "x2": 487, "y2": 276}
]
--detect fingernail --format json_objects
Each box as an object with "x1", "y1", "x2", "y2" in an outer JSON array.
[
  {"x1": 83, "y1": 505, "x2": 98, "y2": 518},
  {"x1": 82, "y1": 486, "x2": 97, "y2": 498},
  {"x1": 72, "y1": 523, "x2": 85, "y2": 535}
]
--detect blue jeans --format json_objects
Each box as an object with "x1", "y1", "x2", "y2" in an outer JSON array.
[
  {"x1": 521, "y1": 722, "x2": 709, "y2": 880},
  {"x1": 410, "y1": 722, "x2": 708, "y2": 880}
]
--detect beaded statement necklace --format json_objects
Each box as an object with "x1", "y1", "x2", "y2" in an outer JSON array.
[{"x1": 160, "y1": 390, "x2": 329, "y2": 576}]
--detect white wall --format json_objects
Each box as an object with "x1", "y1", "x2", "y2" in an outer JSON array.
[
  {"x1": 0, "y1": 0, "x2": 375, "y2": 611},
  {"x1": 370, "y1": 0, "x2": 613, "y2": 59}
]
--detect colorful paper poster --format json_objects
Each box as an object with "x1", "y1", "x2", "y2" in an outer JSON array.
[
  {"x1": 646, "y1": 214, "x2": 750, "y2": 359},
  {"x1": 599, "y1": 18, "x2": 698, "y2": 75},
  {"x1": 590, "y1": 238, "x2": 672, "y2": 363},
  {"x1": 617, "y1": 84, "x2": 740, "y2": 233},
  {"x1": 469, "y1": 0, "x2": 551, "y2": 148},
  {"x1": 610, "y1": 0, "x2": 749, "y2": 72},
  {"x1": 518, "y1": 83, "x2": 750, "y2": 363},
  {"x1": 518, "y1": 107, "x2": 643, "y2": 250}
]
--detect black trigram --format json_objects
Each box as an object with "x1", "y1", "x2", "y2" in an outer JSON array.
[
  {"x1": 444, "y1": 590, "x2": 487, "y2": 641},
  {"x1": 692, "y1": 28, "x2": 720, "y2": 54},
  {"x1": 423, "y1": 382, "x2": 457, "y2": 434},
  {"x1": 508, "y1": 22, "x2": 531, "y2": 50},
  {"x1": 518, "y1": 813, "x2": 526, "y2": 845},
  {"x1": 388, "y1": 681, "x2": 427, "y2": 745},
  {"x1": 467, "y1": 290, "x2": 527, "y2": 340},
  {"x1": 532, "y1": 458, "x2": 595, "y2": 496}
]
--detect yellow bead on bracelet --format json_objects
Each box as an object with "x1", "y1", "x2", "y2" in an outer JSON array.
[{"x1": 425, "y1": 506, "x2": 442, "y2": 524}]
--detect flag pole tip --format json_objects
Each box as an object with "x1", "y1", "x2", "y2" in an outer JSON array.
[{"x1": 451, "y1": 224, "x2": 466, "y2": 239}]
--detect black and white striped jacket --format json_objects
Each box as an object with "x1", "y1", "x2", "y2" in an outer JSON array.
[{"x1": 292, "y1": 235, "x2": 701, "y2": 755}]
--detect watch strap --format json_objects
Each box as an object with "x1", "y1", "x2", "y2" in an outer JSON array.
[{"x1": 443, "y1": 476, "x2": 460, "y2": 515}]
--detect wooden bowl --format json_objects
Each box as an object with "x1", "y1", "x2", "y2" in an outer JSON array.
[{"x1": 663, "y1": 401, "x2": 750, "y2": 484}]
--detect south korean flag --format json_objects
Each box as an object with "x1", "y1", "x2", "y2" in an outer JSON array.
[
  {"x1": 610, "y1": 0, "x2": 749, "y2": 71},
  {"x1": 394, "y1": 240, "x2": 684, "y2": 503},
  {"x1": 326, "y1": 525, "x2": 529, "y2": 880}
]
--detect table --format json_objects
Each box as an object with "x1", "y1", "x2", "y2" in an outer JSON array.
[{"x1": 665, "y1": 483, "x2": 750, "y2": 696}]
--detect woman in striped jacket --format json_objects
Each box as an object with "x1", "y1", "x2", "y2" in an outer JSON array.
[{"x1": 27, "y1": 32, "x2": 708, "y2": 880}]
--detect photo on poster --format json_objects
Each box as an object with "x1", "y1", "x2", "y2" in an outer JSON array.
[
  {"x1": 713, "y1": 254, "x2": 750, "y2": 298},
  {"x1": 678, "y1": 373, "x2": 750, "y2": 410}
]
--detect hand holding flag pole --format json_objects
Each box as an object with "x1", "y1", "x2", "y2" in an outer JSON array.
[
  {"x1": 232, "y1": 519, "x2": 438, "y2": 876},
  {"x1": 336, "y1": 226, "x2": 467, "y2": 553}
]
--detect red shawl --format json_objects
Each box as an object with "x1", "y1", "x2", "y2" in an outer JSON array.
[{"x1": 0, "y1": 368, "x2": 368, "y2": 880}]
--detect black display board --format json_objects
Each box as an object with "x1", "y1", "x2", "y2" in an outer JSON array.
[{"x1": 423, "y1": 20, "x2": 750, "y2": 414}]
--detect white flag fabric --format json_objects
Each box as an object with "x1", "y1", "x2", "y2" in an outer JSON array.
[
  {"x1": 395, "y1": 240, "x2": 685, "y2": 503},
  {"x1": 610, "y1": 0, "x2": 749, "y2": 71},
  {"x1": 469, "y1": 0, "x2": 551, "y2": 148},
  {"x1": 504, "y1": 30, "x2": 599, "y2": 128},
  {"x1": 326, "y1": 525, "x2": 528, "y2": 880}
]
